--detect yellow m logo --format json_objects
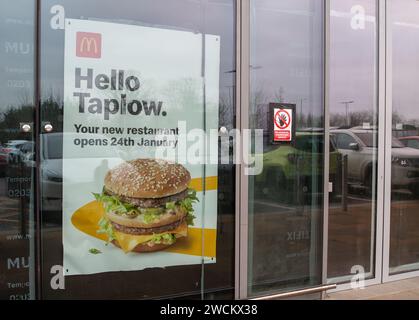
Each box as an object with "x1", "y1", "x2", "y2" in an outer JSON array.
[
  {"x1": 80, "y1": 37, "x2": 98, "y2": 54},
  {"x1": 76, "y1": 32, "x2": 101, "y2": 58}
]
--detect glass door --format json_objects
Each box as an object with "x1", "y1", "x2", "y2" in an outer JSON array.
[
  {"x1": 38, "y1": 0, "x2": 236, "y2": 299},
  {"x1": 327, "y1": 0, "x2": 381, "y2": 286},
  {"x1": 0, "y1": 0, "x2": 36, "y2": 300},
  {"x1": 384, "y1": 0, "x2": 419, "y2": 281},
  {"x1": 246, "y1": 0, "x2": 326, "y2": 298}
]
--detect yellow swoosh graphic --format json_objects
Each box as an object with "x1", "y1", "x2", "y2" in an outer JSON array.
[{"x1": 189, "y1": 176, "x2": 218, "y2": 192}]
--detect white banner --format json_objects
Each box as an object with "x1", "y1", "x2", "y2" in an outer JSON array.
[{"x1": 62, "y1": 19, "x2": 220, "y2": 275}]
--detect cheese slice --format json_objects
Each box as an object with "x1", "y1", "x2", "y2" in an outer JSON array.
[{"x1": 114, "y1": 222, "x2": 188, "y2": 253}]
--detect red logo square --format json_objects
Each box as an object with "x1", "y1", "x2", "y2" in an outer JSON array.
[{"x1": 76, "y1": 32, "x2": 101, "y2": 58}]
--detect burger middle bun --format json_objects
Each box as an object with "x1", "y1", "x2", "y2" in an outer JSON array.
[
  {"x1": 104, "y1": 159, "x2": 191, "y2": 199},
  {"x1": 105, "y1": 209, "x2": 186, "y2": 229}
]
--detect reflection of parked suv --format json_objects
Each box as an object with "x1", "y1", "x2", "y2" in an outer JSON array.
[
  {"x1": 16, "y1": 141, "x2": 34, "y2": 163},
  {"x1": 0, "y1": 144, "x2": 8, "y2": 176},
  {"x1": 256, "y1": 133, "x2": 340, "y2": 203},
  {"x1": 38, "y1": 133, "x2": 127, "y2": 213},
  {"x1": 399, "y1": 136, "x2": 419, "y2": 150},
  {"x1": 3, "y1": 140, "x2": 28, "y2": 164},
  {"x1": 331, "y1": 129, "x2": 419, "y2": 195}
]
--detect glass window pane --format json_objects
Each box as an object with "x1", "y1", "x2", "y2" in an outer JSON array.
[
  {"x1": 248, "y1": 0, "x2": 325, "y2": 296},
  {"x1": 388, "y1": 0, "x2": 419, "y2": 276},
  {"x1": 39, "y1": 0, "x2": 236, "y2": 299},
  {"x1": 328, "y1": 0, "x2": 378, "y2": 283},
  {"x1": 0, "y1": 0, "x2": 35, "y2": 300}
]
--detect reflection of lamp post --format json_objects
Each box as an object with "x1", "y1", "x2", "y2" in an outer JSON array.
[
  {"x1": 226, "y1": 85, "x2": 235, "y2": 110},
  {"x1": 300, "y1": 98, "x2": 307, "y2": 121},
  {"x1": 341, "y1": 100, "x2": 355, "y2": 127},
  {"x1": 224, "y1": 66, "x2": 263, "y2": 112}
]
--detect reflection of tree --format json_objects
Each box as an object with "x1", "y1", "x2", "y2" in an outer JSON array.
[
  {"x1": 16, "y1": 89, "x2": 34, "y2": 108},
  {"x1": 251, "y1": 88, "x2": 269, "y2": 129},
  {"x1": 273, "y1": 86, "x2": 285, "y2": 103},
  {"x1": 330, "y1": 110, "x2": 377, "y2": 128},
  {"x1": 0, "y1": 96, "x2": 63, "y2": 144},
  {"x1": 41, "y1": 95, "x2": 63, "y2": 132},
  {"x1": 392, "y1": 111, "x2": 403, "y2": 125},
  {"x1": 219, "y1": 92, "x2": 234, "y2": 129},
  {"x1": 0, "y1": 104, "x2": 33, "y2": 144},
  {"x1": 164, "y1": 78, "x2": 202, "y2": 114},
  {"x1": 249, "y1": 87, "x2": 324, "y2": 131}
]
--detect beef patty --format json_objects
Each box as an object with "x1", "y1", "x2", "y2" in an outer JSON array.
[
  {"x1": 105, "y1": 188, "x2": 189, "y2": 208},
  {"x1": 111, "y1": 217, "x2": 185, "y2": 235}
]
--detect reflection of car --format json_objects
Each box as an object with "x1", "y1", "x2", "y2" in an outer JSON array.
[
  {"x1": 0, "y1": 145, "x2": 8, "y2": 176},
  {"x1": 3, "y1": 140, "x2": 28, "y2": 163},
  {"x1": 256, "y1": 133, "x2": 340, "y2": 203},
  {"x1": 40, "y1": 133, "x2": 124, "y2": 213},
  {"x1": 16, "y1": 141, "x2": 34, "y2": 163},
  {"x1": 399, "y1": 136, "x2": 419, "y2": 149},
  {"x1": 23, "y1": 151, "x2": 35, "y2": 168},
  {"x1": 332, "y1": 129, "x2": 419, "y2": 195}
]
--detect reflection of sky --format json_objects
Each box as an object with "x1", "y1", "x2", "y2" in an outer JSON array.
[
  {"x1": 39, "y1": 0, "x2": 235, "y2": 108},
  {"x1": 251, "y1": 0, "x2": 419, "y2": 126},
  {"x1": 389, "y1": 0, "x2": 419, "y2": 124},
  {"x1": 0, "y1": 0, "x2": 35, "y2": 110},
  {"x1": 1, "y1": 0, "x2": 236, "y2": 119},
  {"x1": 330, "y1": 0, "x2": 376, "y2": 117},
  {"x1": 250, "y1": 0, "x2": 377, "y2": 123},
  {"x1": 250, "y1": 0, "x2": 324, "y2": 130},
  {"x1": 2, "y1": 0, "x2": 419, "y2": 125}
]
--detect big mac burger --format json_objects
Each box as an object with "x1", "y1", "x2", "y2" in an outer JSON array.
[{"x1": 93, "y1": 159, "x2": 198, "y2": 253}]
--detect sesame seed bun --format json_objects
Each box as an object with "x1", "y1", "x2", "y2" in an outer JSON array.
[{"x1": 104, "y1": 159, "x2": 191, "y2": 199}]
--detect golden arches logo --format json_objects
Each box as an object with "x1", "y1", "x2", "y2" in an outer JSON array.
[
  {"x1": 80, "y1": 37, "x2": 98, "y2": 54},
  {"x1": 76, "y1": 32, "x2": 101, "y2": 58}
]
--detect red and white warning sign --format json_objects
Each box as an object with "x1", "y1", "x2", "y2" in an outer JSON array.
[{"x1": 273, "y1": 108, "x2": 293, "y2": 142}]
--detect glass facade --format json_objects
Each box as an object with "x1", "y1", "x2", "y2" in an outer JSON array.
[
  {"x1": 38, "y1": 0, "x2": 236, "y2": 299},
  {"x1": 1, "y1": 0, "x2": 419, "y2": 300},
  {"x1": 0, "y1": 0, "x2": 35, "y2": 300},
  {"x1": 248, "y1": 0, "x2": 324, "y2": 297}
]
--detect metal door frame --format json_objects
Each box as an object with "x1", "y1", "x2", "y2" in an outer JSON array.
[
  {"x1": 235, "y1": 0, "x2": 334, "y2": 299},
  {"x1": 235, "y1": 0, "x2": 250, "y2": 300},
  {"x1": 327, "y1": 0, "x2": 419, "y2": 291},
  {"x1": 382, "y1": 0, "x2": 419, "y2": 283},
  {"x1": 327, "y1": 0, "x2": 386, "y2": 292}
]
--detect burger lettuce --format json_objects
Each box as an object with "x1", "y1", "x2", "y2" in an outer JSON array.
[
  {"x1": 149, "y1": 233, "x2": 177, "y2": 246},
  {"x1": 98, "y1": 215, "x2": 179, "y2": 247},
  {"x1": 97, "y1": 216, "x2": 116, "y2": 244},
  {"x1": 93, "y1": 188, "x2": 198, "y2": 226}
]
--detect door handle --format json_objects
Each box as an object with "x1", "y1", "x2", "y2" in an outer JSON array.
[{"x1": 250, "y1": 284, "x2": 337, "y2": 300}]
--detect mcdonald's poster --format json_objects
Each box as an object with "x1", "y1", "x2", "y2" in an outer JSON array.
[{"x1": 62, "y1": 19, "x2": 220, "y2": 275}]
